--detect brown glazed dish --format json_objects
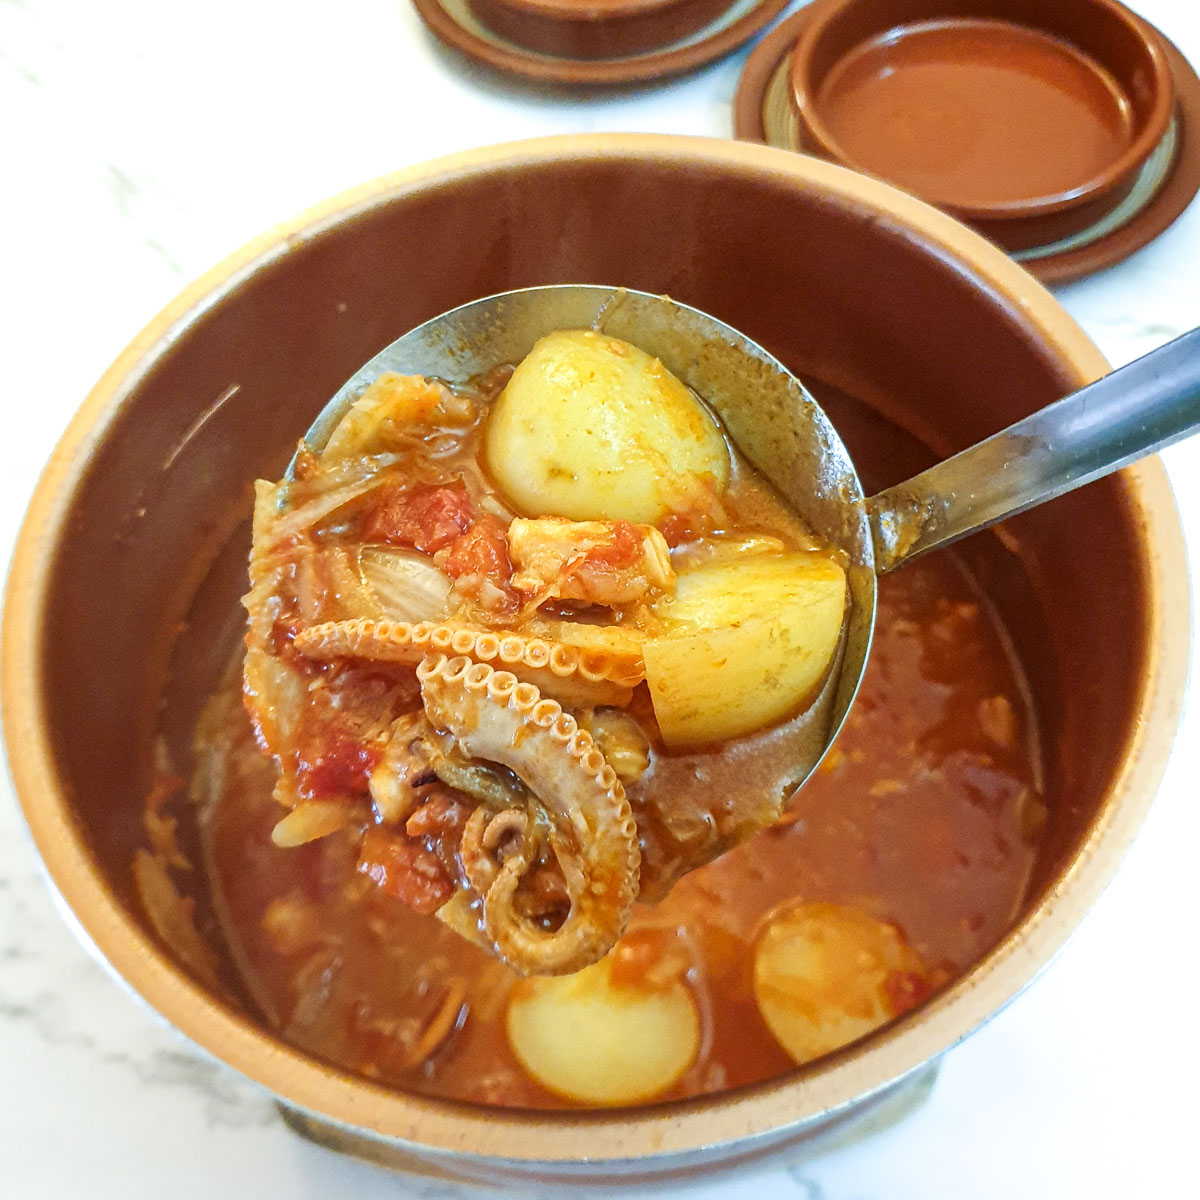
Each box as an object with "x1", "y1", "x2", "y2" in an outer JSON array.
[
  {"x1": 2, "y1": 136, "x2": 1188, "y2": 1184},
  {"x1": 733, "y1": 6, "x2": 1200, "y2": 285},
  {"x1": 465, "y1": 0, "x2": 733, "y2": 59},
  {"x1": 790, "y1": 0, "x2": 1175, "y2": 252},
  {"x1": 411, "y1": 0, "x2": 791, "y2": 85}
]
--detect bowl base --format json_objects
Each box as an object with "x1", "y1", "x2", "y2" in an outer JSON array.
[{"x1": 275, "y1": 1061, "x2": 940, "y2": 1188}]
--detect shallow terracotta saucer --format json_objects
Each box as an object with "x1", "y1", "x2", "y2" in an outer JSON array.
[
  {"x1": 733, "y1": 4, "x2": 1200, "y2": 285},
  {"x1": 412, "y1": 0, "x2": 790, "y2": 85},
  {"x1": 788, "y1": 0, "x2": 1174, "y2": 254}
]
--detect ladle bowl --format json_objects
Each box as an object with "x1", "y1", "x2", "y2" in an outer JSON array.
[{"x1": 300, "y1": 282, "x2": 1200, "y2": 794}]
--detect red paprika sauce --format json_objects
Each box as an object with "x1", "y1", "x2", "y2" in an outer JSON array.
[{"x1": 196, "y1": 544, "x2": 1044, "y2": 1105}]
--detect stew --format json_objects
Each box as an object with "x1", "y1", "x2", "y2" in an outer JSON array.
[{"x1": 148, "y1": 329, "x2": 1046, "y2": 1106}]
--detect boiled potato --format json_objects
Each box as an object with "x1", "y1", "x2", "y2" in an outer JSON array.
[
  {"x1": 484, "y1": 330, "x2": 730, "y2": 523},
  {"x1": 754, "y1": 902, "x2": 930, "y2": 1064},
  {"x1": 506, "y1": 956, "x2": 699, "y2": 1104},
  {"x1": 642, "y1": 552, "x2": 846, "y2": 746}
]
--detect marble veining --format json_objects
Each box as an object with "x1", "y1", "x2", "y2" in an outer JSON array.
[
  {"x1": 0, "y1": 830, "x2": 273, "y2": 1131},
  {"x1": 2, "y1": 1, "x2": 1198, "y2": 1197}
]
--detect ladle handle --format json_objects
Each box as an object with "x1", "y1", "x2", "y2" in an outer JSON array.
[{"x1": 868, "y1": 327, "x2": 1200, "y2": 573}]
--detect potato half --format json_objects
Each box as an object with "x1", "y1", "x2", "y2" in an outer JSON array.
[
  {"x1": 484, "y1": 330, "x2": 730, "y2": 523},
  {"x1": 642, "y1": 552, "x2": 846, "y2": 746},
  {"x1": 753, "y1": 902, "x2": 930, "y2": 1064},
  {"x1": 506, "y1": 957, "x2": 700, "y2": 1104}
]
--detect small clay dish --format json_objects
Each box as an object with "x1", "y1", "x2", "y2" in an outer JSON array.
[
  {"x1": 411, "y1": 0, "x2": 790, "y2": 85},
  {"x1": 789, "y1": 0, "x2": 1175, "y2": 252},
  {"x1": 733, "y1": 5, "x2": 1200, "y2": 285},
  {"x1": 465, "y1": 0, "x2": 734, "y2": 59}
]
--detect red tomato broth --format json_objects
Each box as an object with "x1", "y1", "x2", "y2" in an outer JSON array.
[
  {"x1": 196, "y1": 539, "x2": 1041, "y2": 1105},
  {"x1": 176, "y1": 347, "x2": 1047, "y2": 1107}
]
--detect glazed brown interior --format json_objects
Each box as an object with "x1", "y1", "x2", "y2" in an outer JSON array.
[
  {"x1": 465, "y1": 0, "x2": 734, "y2": 59},
  {"x1": 791, "y1": 0, "x2": 1173, "y2": 248},
  {"x1": 36, "y1": 148, "x2": 1148, "y2": 1089}
]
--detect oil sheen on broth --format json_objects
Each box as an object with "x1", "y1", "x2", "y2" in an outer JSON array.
[{"x1": 182, "y1": 330, "x2": 1043, "y2": 1107}]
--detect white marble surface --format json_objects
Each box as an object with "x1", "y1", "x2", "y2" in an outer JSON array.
[{"x1": 3, "y1": 1, "x2": 1200, "y2": 1196}]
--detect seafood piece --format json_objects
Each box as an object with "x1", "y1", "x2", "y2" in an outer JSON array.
[
  {"x1": 371, "y1": 708, "x2": 530, "y2": 828},
  {"x1": 293, "y1": 618, "x2": 642, "y2": 708},
  {"x1": 580, "y1": 708, "x2": 652, "y2": 783},
  {"x1": 459, "y1": 806, "x2": 530, "y2": 896},
  {"x1": 431, "y1": 748, "x2": 529, "y2": 811},
  {"x1": 418, "y1": 654, "x2": 640, "y2": 976},
  {"x1": 368, "y1": 712, "x2": 440, "y2": 824},
  {"x1": 507, "y1": 517, "x2": 675, "y2": 608}
]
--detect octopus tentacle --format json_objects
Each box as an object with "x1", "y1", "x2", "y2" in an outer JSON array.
[
  {"x1": 293, "y1": 617, "x2": 449, "y2": 663},
  {"x1": 460, "y1": 807, "x2": 530, "y2": 895},
  {"x1": 417, "y1": 654, "x2": 640, "y2": 976},
  {"x1": 293, "y1": 617, "x2": 642, "y2": 708},
  {"x1": 459, "y1": 806, "x2": 497, "y2": 894},
  {"x1": 483, "y1": 807, "x2": 529, "y2": 855}
]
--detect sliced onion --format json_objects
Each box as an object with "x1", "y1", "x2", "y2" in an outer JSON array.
[
  {"x1": 270, "y1": 800, "x2": 354, "y2": 847},
  {"x1": 358, "y1": 545, "x2": 451, "y2": 623},
  {"x1": 270, "y1": 464, "x2": 399, "y2": 541},
  {"x1": 131, "y1": 849, "x2": 221, "y2": 989}
]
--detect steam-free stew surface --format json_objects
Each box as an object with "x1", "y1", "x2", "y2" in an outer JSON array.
[
  {"x1": 168, "y1": 331, "x2": 1045, "y2": 1106},
  {"x1": 197, "y1": 544, "x2": 1041, "y2": 1105}
]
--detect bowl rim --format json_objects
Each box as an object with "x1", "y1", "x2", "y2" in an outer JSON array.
[
  {"x1": 788, "y1": 0, "x2": 1177, "y2": 222},
  {"x1": 411, "y1": 0, "x2": 793, "y2": 85},
  {"x1": 474, "y1": 0, "x2": 703, "y2": 23},
  {"x1": 2, "y1": 132, "x2": 1190, "y2": 1166}
]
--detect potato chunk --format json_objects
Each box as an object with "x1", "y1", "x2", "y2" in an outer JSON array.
[
  {"x1": 484, "y1": 330, "x2": 730, "y2": 523},
  {"x1": 506, "y1": 957, "x2": 699, "y2": 1104},
  {"x1": 754, "y1": 903, "x2": 931, "y2": 1064},
  {"x1": 642, "y1": 552, "x2": 846, "y2": 747}
]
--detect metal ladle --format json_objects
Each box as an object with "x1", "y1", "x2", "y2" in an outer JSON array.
[{"x1": 298, "y1": 284, "x2": 1200, "y2": 790}]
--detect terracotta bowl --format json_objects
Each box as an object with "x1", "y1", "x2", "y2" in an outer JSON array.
[
  {"x1": 789, "y1": 0, "x2": 1175, "y2": 252},
  {"x1": 2, "y1": 135, "x2": 1188, "y2": 1186},
  {"x1": 465, "y1": 0, "x2": 735, "y2": 59}
]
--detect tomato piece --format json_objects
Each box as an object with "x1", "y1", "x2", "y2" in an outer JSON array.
[
  {"x1": 357, "y1": 827, "x2": 453, "y2": 913},
  {"x1": 364, "y1": 481, "x2": 475, "y2": 552},
  {"x1": 296, "y1": 732, "x2": 382, "y2": 799},
  {"x1": 443, "y1": 515, "x2": 521, "y2": 613},
  {"x1": 657, "y1": 510, "x2": 714, "y2": 548},
  {"x1": 443, "y1": 515, "x2": 513, "y2": 582},
  {"x1": 404, "y1": 786, "x2": 473, "y2": 839},
  {"x1": 882, "y1": 969, "x2": 933, "y2": 1016},
  {"x1": 584, "y1": 520, "x2": 642, "y2": 569}
]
